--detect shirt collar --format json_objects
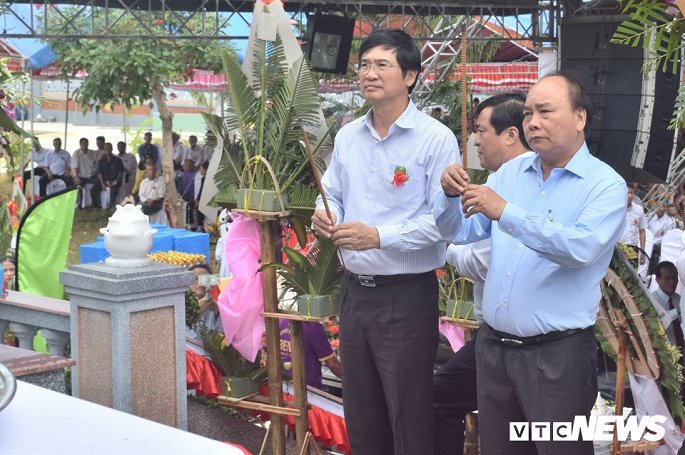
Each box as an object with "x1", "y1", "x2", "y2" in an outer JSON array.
[
  {"x1": 363, "y1": 98, "x2": 419, "y2": 133},
  {"x1": 526, "y1": 142, "x2": 593, "y2": 179}
]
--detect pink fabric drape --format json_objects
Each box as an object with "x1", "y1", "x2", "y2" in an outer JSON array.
[
  {"x1": 218, "y1": 213, "x2": 265, "y2": 361},
  {"x1": 438, "y1": 317, "x2": 465, "y2": 352}
]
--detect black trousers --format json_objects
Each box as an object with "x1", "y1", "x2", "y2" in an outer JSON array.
[
  {"x1": 75, "y1": 175, "x2": 100, "y2": 207},
  {"x1": 22, "y1": 167, "x2": 46, "y2": 194},
  {"x1": 476, "y1": 324, "x2": 597, "y2": 455},
  {"x1": 433, "y1": 334, "x2": 478, "y2": 455},
  {"x1": 340, "y1": 271, "x2": 438, "y2": 455}
]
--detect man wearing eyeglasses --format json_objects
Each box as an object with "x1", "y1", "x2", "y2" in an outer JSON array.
[{"x1": 312, "y1": 29, "x2": 459, "y2": 455}]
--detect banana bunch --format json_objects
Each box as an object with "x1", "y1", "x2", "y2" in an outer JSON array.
[{"x1": 149, "y1": 250, "x2": 206, "y2": 267}]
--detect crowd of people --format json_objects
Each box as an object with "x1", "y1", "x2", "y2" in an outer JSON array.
[{"x1": 22, "y1": 132, "x2": 213, "y2": 229}]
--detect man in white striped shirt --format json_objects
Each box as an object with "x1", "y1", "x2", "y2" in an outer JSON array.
[{"x1": 313, "y1": 28, "x2": 459, "y2": 455}]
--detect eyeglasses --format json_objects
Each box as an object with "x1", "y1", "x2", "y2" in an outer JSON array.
[{"x1": 356, "y1": 61, "x2": 396, "y2": 74}]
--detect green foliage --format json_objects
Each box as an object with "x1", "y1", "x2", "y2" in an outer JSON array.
[
  {"x1": 260, "y1": 237, "x2": 341, "y2": 297},
  {"x1": 210, "y1": 36, "x2": 329, "y2": 205},
  {"x1": 612, "y1": 1, "x2": 685, "y2": 129},
  {"x1": 0, "y1": 203, "x2": 13, "y2": 257},
  {"x1": 44, "y1": 8, "x2": 232, "y2": 113},
  {"x1": 201, "y1": 328, "x2": 267, "y2": 380},
  {"x1": 185, "y1": 289, "x2": 201, "y2": 329},
  {"x1": 612, "y1": 0, "x2": 683, "y2": 73},
  {"x1": 671, "y1": 85, "x2": 685, "y2": 129},
  {"x1": 599, "y1": 248, "x2": 685, "y2": 423},
  {"x1": 122, "y1": 118, "x2": 155, "y2": 158}
]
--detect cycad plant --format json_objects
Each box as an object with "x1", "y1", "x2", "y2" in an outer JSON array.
[
  {"x1": 261, "y1": 236, "x2": 341, "y2": 298},
  {"x1": 260, "y1": 237, "x2": 342, "y2": 316},
  {"x1": 203, "y1": 38, "x2": 331, "y2": 203}
]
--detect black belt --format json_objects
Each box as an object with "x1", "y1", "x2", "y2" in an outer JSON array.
[
  {"x1": 485, "y1": 324, "x2": 593, "y2": 347},
  {"x1": 346, "y1": 271, "x2": 433, "y2": 288}
]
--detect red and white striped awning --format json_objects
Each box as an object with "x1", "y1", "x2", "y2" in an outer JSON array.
[
  {"x1": 424, "y1": 62, "x2": 538, "y2": 94},
  {"x1": 169, "y1": 69, "x2": 227, "y2": 93},
  {"x1": 0, "y1": 39, "x2": 25, "y2": 73},
  {"x1": 166, "y1": 63, "x2": 539, "y2": 95}
]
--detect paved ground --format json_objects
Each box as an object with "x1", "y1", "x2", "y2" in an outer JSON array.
[{"x1": 187, "y1": 399, "x2": 300, "y2": 454}]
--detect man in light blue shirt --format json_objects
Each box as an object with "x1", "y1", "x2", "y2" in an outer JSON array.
[
  {"x1": 312, "y1": 29, "x2": 458, "y2": 455},
  {"x1": 435, "y1": 72, "x2": 626, "y2": 455}
]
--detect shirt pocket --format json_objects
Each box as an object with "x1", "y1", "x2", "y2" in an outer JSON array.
[{"x1": 379, "y1": 163, "x2": 426, "y2": 210}]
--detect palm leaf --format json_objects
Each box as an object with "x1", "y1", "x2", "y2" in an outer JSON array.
[
  {"x1": 265, "y1": 56, "x2": 321, "y2": 173},
  {"x1": 670, "y1": 84, "x2": 685, "y2": 129},
  {"x1": 305, "y1": 238, "x2": 341, "y2": 296},
  {"x1": 220, "y1": 50, "x2": 258, "y2": 163},
  {"x1": 611, "y1": 0, "x2": 683, "y2": 73},
  {"x1": 287, "y1": 182, "x2": 318, "y2": 210}
]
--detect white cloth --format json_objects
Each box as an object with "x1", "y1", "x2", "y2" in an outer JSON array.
[
  {"x1": 628, "y1": 373, "x2": 684, "y2": 454},
  {"x1": 621, "y1": 203, "x2": 647, "y2": 247},
  {"x1": 0, "y1": 381, "x2": 242, "y2": 455},
  {"x1": 215, "y1": 219, "x2": 233, "y2": 278}
]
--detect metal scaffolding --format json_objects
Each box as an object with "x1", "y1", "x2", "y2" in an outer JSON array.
[{"x1": 0, "y1": 0, "x2": 561, "y2": 44}]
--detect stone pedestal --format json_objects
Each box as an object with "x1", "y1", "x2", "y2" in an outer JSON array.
[{"x1": 60, "y1": 262, "x2": 193, "y2": 429}]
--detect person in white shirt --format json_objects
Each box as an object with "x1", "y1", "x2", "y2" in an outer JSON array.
[
  {"x1": 172, "y1": 132, "x2": 187, "y2": 169},
  {"x1": 651, "y1": 261, "x2": 683, "y2": 351},
  {"x1": 138, "y1": 162, "x2": 166, "y2": 216},
  {"x1": 434, "y1": 92, "x2": 532, "y2": 455},
  {"x1": 620, "y1": 185, "x2": 647, "y2": 266},
  {"x1": 186, "y1": 135, "x2": 209, "y2": 166},
  {"x1": 648, "y1": 202, "x2": 676, "y2": 245},
  {"x1": 40, "y1": 138, "x2": 73, "y2": 196},
  {"x1": 647, "y1": 202, "x2": 677, "y2": 273},
  {"x1": 23, "y1": 139, "x2": 49, "y2": 195}
]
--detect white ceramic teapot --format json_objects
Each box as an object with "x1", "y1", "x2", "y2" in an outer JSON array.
[{"x1": 100, "y1": 204, "x2": 157, "y2": 268}]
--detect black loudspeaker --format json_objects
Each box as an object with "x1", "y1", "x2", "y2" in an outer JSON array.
[
  {"x1": 560, "y1": 17, "x2": 680, "y2": 183},
  {"x1": 302, "y1": 15, "x2": 355, "y2": 74}
]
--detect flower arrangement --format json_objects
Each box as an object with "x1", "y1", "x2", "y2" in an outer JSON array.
[
  {"x1": 149, "y1": 250, "x2": 206, "y2": 267},
  {"x1": 324, "y1": 318, "x2": 340, "y2": 351}
]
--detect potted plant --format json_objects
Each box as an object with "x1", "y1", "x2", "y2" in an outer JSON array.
[
  {"x1": 201, "y1": 328, "x2": 267, "y2": 399},
  {"x1": 203, "y1": 36, "x2": 331, "y2": 213},
  {"x1": 438, "y1": 266, "x2": 476, "y2": 321},
  {"x1": 261, "y1": 237, "x2": 342, "y2": 317}
]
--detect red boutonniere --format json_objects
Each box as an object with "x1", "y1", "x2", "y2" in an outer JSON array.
[
  {"x1": 392, "y1": 166, "x2": 409, "y2": 186},
  {"x1": 633, "y1": 218, "x2": 639, "y2": 225}
]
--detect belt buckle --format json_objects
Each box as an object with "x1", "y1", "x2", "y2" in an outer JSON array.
[
  {"x1": 358, "y1": 275, "x2": 376, "y2": 288},
  {"x1": 500, "y1": 337, "x2": 524, "y2": 347}
]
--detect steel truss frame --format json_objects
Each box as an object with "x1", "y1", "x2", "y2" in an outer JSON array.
[{"x1": 0, "y1": 0, "x2": 560, "y2": 44}]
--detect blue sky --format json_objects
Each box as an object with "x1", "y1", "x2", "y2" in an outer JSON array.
[{"x1": 2, "y1": 4, "x2": 251, "y2": 60}]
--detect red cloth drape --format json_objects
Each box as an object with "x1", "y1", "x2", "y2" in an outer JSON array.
[
  {"x1": 186, "y1": 349, "x2": 223, "y2": 398},
  {"x1": 257, "y1": 385, "x2": 350, "y2": 454}
]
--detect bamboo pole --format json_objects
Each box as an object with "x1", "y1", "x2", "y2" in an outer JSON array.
[
  {"x1": 612, "y1": 326, "x2": 628, "y2": 455},
  {"x1": 460, "y1": 21, "x2": 469, "y2": 167},
  {"x1": 261, "y1": 219, "x2": 286, "y2": 455},
  {"x1": 290, "y1": 320, "x2": 309, "y2": 453}
]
